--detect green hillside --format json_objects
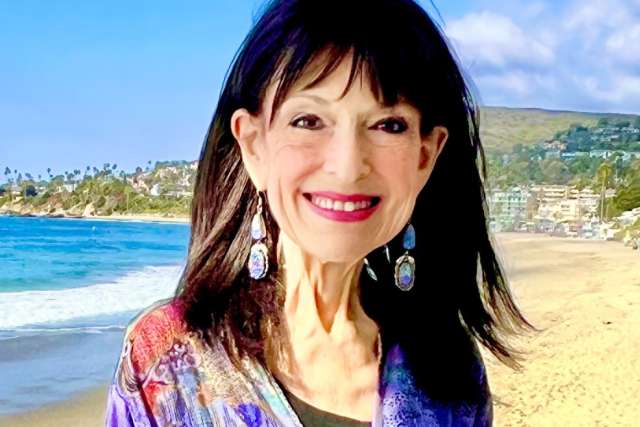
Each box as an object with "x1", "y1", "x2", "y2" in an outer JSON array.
[{"x1": 479, "y1": 107, "x2": 639, "y2": 152}]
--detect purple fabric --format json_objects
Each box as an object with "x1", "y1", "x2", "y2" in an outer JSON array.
[
  {"x1": 104, "y1": 342, "x2": 492, "y2": 426},
  {"x1": 105, "y1": 384, "x2": 136, "y2": 427},
  {"x1": 378, "y1": 344, "x2": 492, "y2": 427},
  {"x1": 103, "y1": 299, "x2": 492, "y2": 426}
]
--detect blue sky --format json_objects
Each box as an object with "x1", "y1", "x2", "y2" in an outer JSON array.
[{"x1": 1, "y1": 0, "x2": 639, "y2": 183}]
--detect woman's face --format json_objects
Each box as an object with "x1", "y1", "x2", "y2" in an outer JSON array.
[{"x1": 232, "y1": 55, "x2": 448, "y2": 263}]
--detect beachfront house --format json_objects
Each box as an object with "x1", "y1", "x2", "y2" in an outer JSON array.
[{"x1": 487, "y1": 186, "x2": 534, "y2": 232}]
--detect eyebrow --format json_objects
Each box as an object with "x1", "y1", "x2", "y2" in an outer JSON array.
[{"x1": 285, "y1": 93, "x2": 330, "y2": 105}]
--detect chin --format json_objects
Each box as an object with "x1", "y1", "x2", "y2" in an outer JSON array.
[{"x1": 306, "y1": 243, "x2": 372, "y2": 264}]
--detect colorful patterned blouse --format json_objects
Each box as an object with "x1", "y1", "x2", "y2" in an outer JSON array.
[{"x1": 104, "y1": 298, "x2": 493, "y2": 426}]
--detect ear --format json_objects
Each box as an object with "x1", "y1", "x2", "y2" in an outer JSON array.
[
  {"x1": 231, "y1": 108, "x2": 268, "y2": 190},
  {"x1": 417, "y1": 125, "x2": 449, "y2": 188}
]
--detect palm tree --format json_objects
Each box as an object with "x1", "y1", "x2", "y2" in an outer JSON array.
[
  {"x1": 4, "y1": 167, "x2": 12, "y2": 202},
  {"x1": 596, "y1": 162, "x2": 614, "y2": 222}
]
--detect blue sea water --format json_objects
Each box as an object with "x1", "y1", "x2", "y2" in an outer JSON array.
[{"x1": 0, "y1": 215, "x2": 190, "y2": 416}]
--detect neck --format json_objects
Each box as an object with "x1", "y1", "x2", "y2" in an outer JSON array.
[
  {"x1": 271, "y1": 231, "x2": 381, "y2": 419},
  {"x1": 277, "y1": 231, "x2": 371, "y2": 336}
]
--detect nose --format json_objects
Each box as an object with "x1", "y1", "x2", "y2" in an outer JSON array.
[{"x1": 322, "y1": 126, "x2": 372, "y2": 183}]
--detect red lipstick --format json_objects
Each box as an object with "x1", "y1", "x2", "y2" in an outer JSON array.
[
  {"x1": 302, "y1": 191, "x2": 382, "y2": 223},
  {"x1": 306, "y1": 191, "x2": 378, "y2": 202}
]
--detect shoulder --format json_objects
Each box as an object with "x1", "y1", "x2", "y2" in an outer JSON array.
[{"x1": 122, "y1": 297, "x2": 192, "y2": 377}]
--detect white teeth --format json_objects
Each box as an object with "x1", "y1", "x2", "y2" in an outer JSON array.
[{"x1": 309, "y1": 195, "x2": 373, "y2": 211}]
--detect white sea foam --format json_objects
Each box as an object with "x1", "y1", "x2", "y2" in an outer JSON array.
[{"x1": 0, "y1": 265, "x2": 184, "y2": 329}]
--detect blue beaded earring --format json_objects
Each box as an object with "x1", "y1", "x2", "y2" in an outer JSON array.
[
  {"x1": 394, "y1": 223, "x2": 415, "y2": 291},
  {"x1": 247, "y1": 189, "x2": 269, "y2": 280}
]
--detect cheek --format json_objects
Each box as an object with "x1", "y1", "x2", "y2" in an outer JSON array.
[
  {"x1": 372, "y1": 144, "x2": 422, "y2": 193},
  {"x1": 263, "y1": 136, "x2": 322, "y2": 224},
  {"x1": 264, "y1": 129, "x2": 325, "y2": 185}
]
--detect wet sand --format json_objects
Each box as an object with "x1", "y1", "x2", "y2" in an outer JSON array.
[{"x1": 0, "y1": 387, "x2": 107, "y2": 427}]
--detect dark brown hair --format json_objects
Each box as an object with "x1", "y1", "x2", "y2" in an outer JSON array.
[{"x1": 175, "y1": 0, "x2": 534, "y2": 403}]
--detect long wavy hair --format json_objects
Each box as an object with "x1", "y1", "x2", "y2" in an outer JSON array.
[{"x1": 175, "y1": 0, "x2": 534, "y2": 403}]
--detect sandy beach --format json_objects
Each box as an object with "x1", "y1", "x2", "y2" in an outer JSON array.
[
  {"x1": 0, "y1": 387, "x2": 108, "y2": 427},
  {"x1": 1, "y1": 232, "x2": 638, "y2": 426},
  {"x1": 485, "y1": 233, "x2": 640, "y2": 426}
]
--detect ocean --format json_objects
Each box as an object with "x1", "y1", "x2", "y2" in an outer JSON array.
[{"x1": 0, "y1": 215, "x2": 190, "y2": 416}]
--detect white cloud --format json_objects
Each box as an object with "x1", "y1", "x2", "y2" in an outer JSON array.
[
  {"x1": 564, "y1": 0, "x2": 634, "y2": 31},
  {"x1": 605, "y1": 24, "x2": 640, "y2": 65},
  {"x1": 577, "y1": 74, "x2": 640, "y2": 104},
  {"x1": 475, "y1": 71, "x2": 558, "y2": 104},
  {"x1": 522, "y1": 1, "x2": 547, "y2": 18},
  {"x1": 446, "y1": 11, "x2": 555, "y2": 71},
  {"x1": 443, "y1": 0, "x2": 640, "y2": 113}
]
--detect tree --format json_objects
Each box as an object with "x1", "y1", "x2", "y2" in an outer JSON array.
[
  {"x1": 4, "y1": 167, "x2": 13, "y2": 201},
  {"x1": 596, "y1": 162, "x2": 614, "y2": 222},
  {"x1": 540, "y1": 159, "x2": 570, "y2": 184},
  {"x1": 25, "y1": 185, "x2": 37, "y2": 197}
]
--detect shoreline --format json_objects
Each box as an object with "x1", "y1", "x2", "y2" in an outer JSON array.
[
  {"x1": 0, "y1": 385, "x2": 108, "y2": 427},
  {"x1": 0, "y1": 212, "x2": 189, "y2": 224},
  {"x1": 1, "y1": 233, "x2": 638, "y2": 425}
]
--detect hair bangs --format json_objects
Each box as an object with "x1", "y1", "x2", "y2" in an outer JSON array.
[{"x1": 266, "y1": 38, "x2": 440, "y2": 136}]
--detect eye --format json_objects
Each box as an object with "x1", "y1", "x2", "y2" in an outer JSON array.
[
  {"x1": 290, "y1": 114, "x2": 324, "y2": 130},
  {"x1": 373, "y1": 117, "x2": 408, "y2": 134}
]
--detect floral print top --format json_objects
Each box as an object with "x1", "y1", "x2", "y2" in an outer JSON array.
[{"x1": 104, "y1": 298, "x2": 493, "y2": 426}]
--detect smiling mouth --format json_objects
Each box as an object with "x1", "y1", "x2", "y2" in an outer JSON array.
[{"x1": 302, "y1": 193, "x2": 381, "y2": 212}]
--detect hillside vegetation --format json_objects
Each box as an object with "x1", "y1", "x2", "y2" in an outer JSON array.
[
  {"x1": 1, "y1": 107, "x2": 639, "y2": 220},
  {"x1": 479, "y1": 107, "x2": 638, "y2": 152}
]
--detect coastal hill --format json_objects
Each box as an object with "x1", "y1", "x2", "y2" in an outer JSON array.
[
  {"x1": 1, "y1": 106, "x2": 639, "y2": 223},
  {"x1": 480, "y1": 106, "x2": 639, "y2": 152}
]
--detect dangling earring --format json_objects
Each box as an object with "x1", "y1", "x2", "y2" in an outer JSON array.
[
  {"x1": 383, "y1": 244, "x2": 391, "y2": 264},
  {"x1": 363, "y1": 257, "x2": 378, "y2": 281},
  {"x1": 364, "y1": 243, "x2": 391, "y2": 282},
  {"x1": 394, "y1": 223, "x2": 415, "y2": 291},
  {"x1": 247, "y1": 189, "x2": 269, "y2": 279}
]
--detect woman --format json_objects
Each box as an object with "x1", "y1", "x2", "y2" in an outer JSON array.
[{"x1": 105, "y1": 0, "x2": 533, "y2": 425}]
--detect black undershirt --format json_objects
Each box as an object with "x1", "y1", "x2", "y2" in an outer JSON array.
[{"x1": 277, "y1": 381, "x2": 371, "y2": 427}]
